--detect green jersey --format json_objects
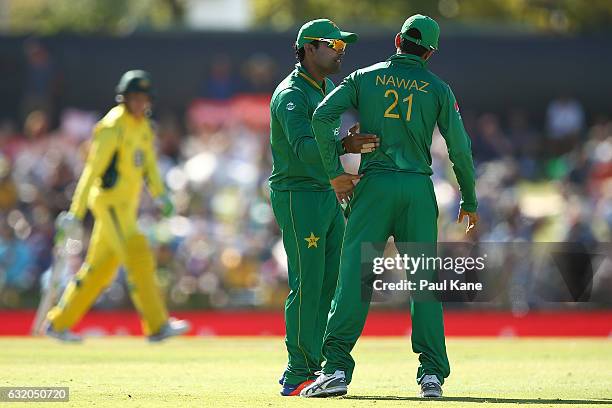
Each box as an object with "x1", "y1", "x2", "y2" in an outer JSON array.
[
  {"x1": 312, "y1": 53, "x2": 478, "y2": 212},
  {"x1": 269, "y1": 63, "x2": 344, "y2": 192}
]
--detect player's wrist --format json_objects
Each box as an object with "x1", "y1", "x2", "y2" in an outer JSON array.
[
  {"x1": 67, "y1": 208, "x2": 84, "y2": 222},
  {"x1": 329, "y1": 169, "x2": 345, "y2": 181},
  {"x1": 460, "y1": 204, "x2": 477, "y2": 213}
]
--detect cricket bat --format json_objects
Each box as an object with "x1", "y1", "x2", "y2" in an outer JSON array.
[{"x1": 31, "y1": 216, "x2": 83, "y2": 336}]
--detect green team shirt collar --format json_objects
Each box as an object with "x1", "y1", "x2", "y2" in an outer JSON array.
[
  {"x1": 386, "y1": 53, "x2": 427, "y2": 68},
  {"x1": 295, "y1": 63, "x2": 326, "y2": 95}
]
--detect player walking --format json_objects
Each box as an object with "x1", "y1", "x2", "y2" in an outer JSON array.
[
  {"x1": 44, "y1": 70, "x2": 190, "y2": 342},
  {"x1": 301, "y1": 15, "x2": 478, "y2": 398},
  {"x1": 269, "y1": 19, "x2": 379, "y2": 396}
]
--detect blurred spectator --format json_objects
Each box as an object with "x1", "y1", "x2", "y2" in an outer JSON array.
[
  {"x1": 23, "y1": 110, "x2": 50, "y2": 140},
  {"x1": 506, "y1": 109, "x2": 541, "y2": 179},
  {"x1": 0, "y1": 218, "x2": 34, "y2": 290},
  {"x1": 240, "y1": 53, "x2": 278, "y2": 94},
  {"x1": 472, "y1": 113, "x2": 513, "y2": 162},
  {"x1": 546, "y1": 95, "x2": 585, "y2": 156},
  {"x1": 584, "y1": 116, "x2": 612, "y2": 192},
  {"x1": 0, "y1": 120, "x2": 24, "y2": 161},
  {"x1": 199, "y1": 54, "x2": 236, "y2": 100},
  {"x1": 59, "y1": 108, "x2": 98, "y2": 144},
  {"x1": 21, "y1": 39, "x2": 62, "y2": 123},
  {"x1": 157, "y1": 111, "x2": 184, "y2": 166},
  {"x1": 0, "y1": 154, "x2": 18, "y2": 212}
]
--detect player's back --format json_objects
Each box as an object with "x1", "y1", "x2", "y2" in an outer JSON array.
[{"x1": 351, "y1": 54, "x2": 448, "y2": 176}]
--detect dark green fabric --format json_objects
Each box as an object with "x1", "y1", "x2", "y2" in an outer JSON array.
[
  {"x1": 295, "y1": 18, "x2": 358, "y2": 48},
  {"x1": 270, "y1": 189, "x2": 345, "y2": 384},
  {"x1": 321, "y1": 172, "x2": 450, "y2": 385},
  {"x1": 269, "y1": 64, "x2": 343, "y2": 192},
  {"x1": 312, "y1": 53, "x2": 477, "y2": 212},
  {"x1": 401, "y1": 14, "x2": 440, "y2": 50}
]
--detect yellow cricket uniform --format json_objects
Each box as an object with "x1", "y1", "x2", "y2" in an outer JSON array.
[{"x1": 47, "y1": 104, "x2": 169, "y2": 335}]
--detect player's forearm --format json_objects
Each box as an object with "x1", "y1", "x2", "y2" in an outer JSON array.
[
  {"x1": 146, "y1": 176, "x2": 164, "y2": 199},
  {"x1": 442, "y1": 118, "x2": 478, "y2": 211},
  {"x1": 291, "y1": 136, "x2": 344, "y2": 164},
  {"x1": 311, "y1": 79, "x2": 356, "y2": 178},
  {"x1": 312, "y1": 118, "x2": 344, "y2": 179},
  {"x1": 291, "y1": 136, "x2": 325, "y2": 164},
  {"x1": 145, "y1": 168, "x2": 164, "y2": 198},
  {"x1": 450, "y1": 152, "x2": 478, "y2": 212},
  {"x1": 69, "y1": 167, "x2": 95, "y2": 219}
]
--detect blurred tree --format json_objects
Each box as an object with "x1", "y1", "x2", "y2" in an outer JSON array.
[
  {"x1": 2, "y1": 0, "x2": 612, "y2": 34},
  {"x1": 5, "y1": 0, "x2": 186, "y2": 34},
  {"x1": 251, "y1": 0, "x2": 612, "y2": 33}
]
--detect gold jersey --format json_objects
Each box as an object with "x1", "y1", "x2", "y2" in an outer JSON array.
[{"x1": 70, "y1": 104, "x2": 164, "y2": 219}]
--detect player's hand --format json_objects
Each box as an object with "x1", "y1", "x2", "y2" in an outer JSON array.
[
  {"x1": 330, "y1": 173, "x2": 361, "y2": 204},
  {"x1": 457, "y1": 208, "x2": 478, "y2": 235},
  {"x1": 55, "y1": 211, "x2": 83, "y2": 243},
  {"x1": 342, "y1": 123, "x2": 380, "y2": 154},
  {"x1": 156, "y1": 193, "x2": 175, "y2": 218}
]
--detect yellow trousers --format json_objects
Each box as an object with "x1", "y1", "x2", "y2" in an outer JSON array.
[{"x1": 47, "y1": 202, "x2": 168, "y2": 335}]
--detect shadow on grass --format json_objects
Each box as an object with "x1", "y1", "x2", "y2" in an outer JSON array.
[{"x1": 343, "y1": 395, "x2": 612, "y2": 404}]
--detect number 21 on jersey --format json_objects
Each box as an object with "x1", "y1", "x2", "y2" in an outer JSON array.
[{"x1": 384, "y1": 89, "x2": 414, "y2": 122}]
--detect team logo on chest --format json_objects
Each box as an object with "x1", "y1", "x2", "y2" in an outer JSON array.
[{"x1": 134, "y1": 149, "x2": 145, "y2": 167}]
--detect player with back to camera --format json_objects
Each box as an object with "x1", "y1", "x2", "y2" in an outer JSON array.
[{"x1": 301, "y1": 14, "x2": 478, "y2": 398}]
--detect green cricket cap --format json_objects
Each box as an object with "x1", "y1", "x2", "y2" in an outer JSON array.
[
  {"x1": 116, "y1": 70, "x2": 154, "y2": 96},
  {"x1": 296, "y1": 19, "x2": 358, "y2": 49},
  {"x1": 400, "y1": 14, "x2": 440, "y2": 50}
]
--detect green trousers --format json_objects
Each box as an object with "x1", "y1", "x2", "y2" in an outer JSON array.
[
  {"x1": 270, "y1": 189, "x2": 345, "y2": 385},
  {"x1": 321, "y1": 172, "x2": 450, "y2": 385}
]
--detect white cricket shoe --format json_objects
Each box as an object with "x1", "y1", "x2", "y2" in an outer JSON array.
[
  {"x1": 420, "y1": 374, "x2": 443, "y2": 398},
  {"x1": 148, "y1": 318, "x2": 191, "y2": 342},
  {"x1": 300, "y1": 370, "x2": 347, "y2": 398}
]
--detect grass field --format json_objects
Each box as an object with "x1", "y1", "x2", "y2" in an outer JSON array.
[{"x1": 1, "y1": 337, "x2": 611, "y2": 407}]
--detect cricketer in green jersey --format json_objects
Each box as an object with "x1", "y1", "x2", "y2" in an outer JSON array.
[
  {"x1": 301, "y1": 15, "x2": 479, "y2": 398},
  {"x1": 269, "y1": 19, "x2": 380, "y2": 396}
]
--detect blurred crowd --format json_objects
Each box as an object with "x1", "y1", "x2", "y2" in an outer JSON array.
[{"x1": 0, "y1": 42, "x2": 610, "y2": 311}]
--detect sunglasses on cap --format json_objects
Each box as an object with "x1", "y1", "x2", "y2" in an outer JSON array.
[{"x1": 303, "y1": 36, "x2": 347, "y2": 53}]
